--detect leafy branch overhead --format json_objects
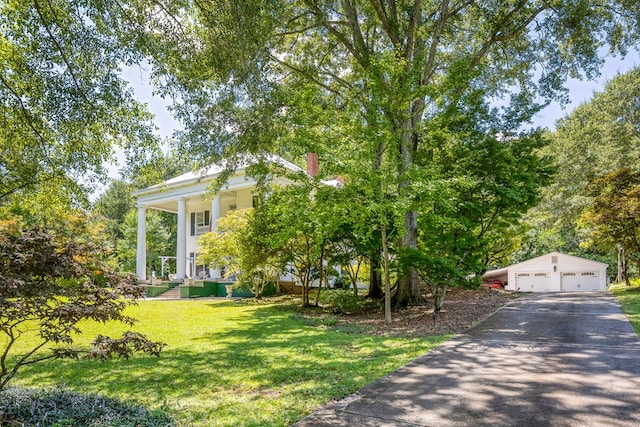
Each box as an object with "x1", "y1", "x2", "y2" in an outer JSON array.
[{"x1": 0, "y1": 219, "x2": 165, "y2": 391}]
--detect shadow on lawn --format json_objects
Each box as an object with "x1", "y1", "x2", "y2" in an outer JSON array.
[{"x1": 14, "y1": 301, "x2": 442, "y2": 425}]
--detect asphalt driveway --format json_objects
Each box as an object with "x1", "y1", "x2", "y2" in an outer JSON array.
[{"x1": 293, "y1": 292, "x2": 640, "y2": 426}]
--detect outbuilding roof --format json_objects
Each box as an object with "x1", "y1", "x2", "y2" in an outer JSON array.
[{"x1": 483, "y1": 252, "x2": 608, "y2": 281}]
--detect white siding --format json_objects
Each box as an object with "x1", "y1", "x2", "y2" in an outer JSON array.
[{"x1": 504, "y1": 252, "x2": 608, "y2": 292}]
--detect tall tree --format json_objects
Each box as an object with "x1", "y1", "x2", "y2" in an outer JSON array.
[{"x1": 152, "y1": 0, "x2": 639, "y2": 307}]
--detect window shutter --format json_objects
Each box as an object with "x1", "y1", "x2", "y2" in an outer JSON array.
[
  {"x1": 190, "y1": 212, "x2": 195, "y2": 236},
  {"x1": 205, "y1": 210, "x2": 210, "y2": 226}
]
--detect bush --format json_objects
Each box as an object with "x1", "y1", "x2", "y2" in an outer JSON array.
[
  {"x1": 318, "y1": 289, "x2": 364, "y2": 314},
  {"x1": 0, "y1": 386, "x2": 176, "y2": 427}
]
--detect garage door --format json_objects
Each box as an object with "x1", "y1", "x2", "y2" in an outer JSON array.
[
  {"x1": 561, "y1": 272, "x2": 598, "y2": 291},
  {"x1": 516, "y1": 272, "x2": 549, "y2": 292}
]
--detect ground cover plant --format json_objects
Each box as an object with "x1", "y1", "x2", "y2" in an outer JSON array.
[
  {"x1": 611, "y1": 280, "x2": 640, "y2": 336},
  {"x1": 7, "y1": 297, "x2": 448, "y2": 426},
  {"x1": 0, "y1": 386, "x2": 175, "y2": 426}
]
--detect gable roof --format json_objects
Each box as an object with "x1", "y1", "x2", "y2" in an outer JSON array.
[
  {"x1": 508, "y1": 252, "x2": 609, "y2": 269},
  {"x1": 133, "y1": 154, "x2": 303, "y2": 197}
]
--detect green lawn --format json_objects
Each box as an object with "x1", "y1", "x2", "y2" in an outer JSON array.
[
  {"x1": 610, "y1": 280, "x2": 640, "y2": 336},
  {"x1": 10, "y1": 297, "x2": 448, "y2": 426}
]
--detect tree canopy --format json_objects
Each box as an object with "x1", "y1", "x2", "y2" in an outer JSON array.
[
  {"x1": 0, "y1": 0, "x2": 165, "y2": 217},
  {"x1": 579, "y1": 168, "x2": 640, "y2": 285}
]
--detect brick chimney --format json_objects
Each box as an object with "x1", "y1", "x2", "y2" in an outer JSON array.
[{"x1": 306, "y1": 152, "x2": 319, "y2": 177}]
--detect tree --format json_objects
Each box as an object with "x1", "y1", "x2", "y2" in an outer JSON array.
[
  {"x1": 94, "y1": 180, "x2": 135, "y2": 250},
  {"x1": 579, "y1": 168, "x2": 640, "y2": 286},
  {"x1": 153, "y1": 0, "x2": 639, "y2": 309},
  {"x1": 198, "y1": 209, "x2": 280, "y2": 298},
  {"x1": 0, "y1": 217, "x2": 164, "y2": 391},
  {"x1": 0, "y1": 0, "x2": 168, "y2": 216}
]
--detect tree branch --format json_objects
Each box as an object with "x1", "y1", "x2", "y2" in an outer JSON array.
[
  {"x1": 368, "y1": 0, "x2": 401, "y2": 48},
  {"x1": 303, "y1": 0, "x2": 368, "y2": 68},
  {"x1": 35, "y1": 0, "x2": 98, "y2": 111}
]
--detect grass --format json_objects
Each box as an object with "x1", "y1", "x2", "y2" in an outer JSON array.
[
  {"x1": 9, "y1": 297, "x2": 449, "y2": 426},
  {"x1": 610, "y1": 279, "x2": 640, "y2": 336}
]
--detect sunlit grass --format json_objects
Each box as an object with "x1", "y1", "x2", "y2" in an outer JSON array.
[
  {"x1": 610, "y1": 280, "x2": 640, "y2": 336},
  {"x1": 10, "y1": 297, "x2": 448, "y2": 426}
]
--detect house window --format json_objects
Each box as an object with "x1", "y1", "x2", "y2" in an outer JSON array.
[{"x1": 190, "y1": 210, "x2": 210, "y2": 236}]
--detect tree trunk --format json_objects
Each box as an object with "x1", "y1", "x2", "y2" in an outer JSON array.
[
  {"x1": 381, "y1": 223, "x2": 392, "y2": 325},
  {"x1": 622, "y1": 255, "x2": 631, "y2": 287},
  {"x1": 392, "y1": 108, "x2": 425, "y2": 308},
  {"x1": 314, "y1": 245, "x2": 325, "y2": 306},
  {"x1": 392, "y1": 210, "x2": 425, "y2": 308},
  {"x1": 367, "y1": 254, "x2": 384, "y2": 299}
]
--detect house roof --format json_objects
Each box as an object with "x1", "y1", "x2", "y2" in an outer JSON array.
[{"x1": 133, "y1": 154, "x2": 304, "y2": 197}]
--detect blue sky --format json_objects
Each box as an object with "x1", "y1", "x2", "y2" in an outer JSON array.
[{"x1": 530, "y1": 50, "x2": 639, "y2": 129}]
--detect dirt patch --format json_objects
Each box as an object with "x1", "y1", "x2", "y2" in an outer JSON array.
[{"x1": 334, "y1": 288, "x2": 519, "y2": 337}]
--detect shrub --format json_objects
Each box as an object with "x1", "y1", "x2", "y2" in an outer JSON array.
[
  {"x1": 0, "y1": 222, "x2": 165, "y2": 391},
  {"x1": 319, "y1": 289, "x2": 364, "y2": 314},
  {"x1": 0, "y1": 386, "x2": 176, "y2": 427}
]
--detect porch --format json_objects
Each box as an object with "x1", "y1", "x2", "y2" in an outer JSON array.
[{"x1": 144, "y1": 280, "x2": 277, "y2": 299}]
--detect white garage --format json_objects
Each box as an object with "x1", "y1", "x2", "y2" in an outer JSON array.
[{"x1": 483, "y1": 252, "x2": 608, "y2": 292}]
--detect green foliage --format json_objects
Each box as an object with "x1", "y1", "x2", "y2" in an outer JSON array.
[
  {"x1": 579, "y1": 168, "x2": 640, "y2": 284},
  {"x1": 252, "y1": 183, "x2": 328, "y2": 305},
  {"x1": 0, "y1": 219, "x2": 164, "y2": 391},
  {"x1": 524, "y1": 67, "x2": 640, "y2": 259},
  {"x1": 198, "y1": 208, "x2": 280, "y2": 298},
  {"x1": 318, "y1": 290, "x2": 367, "y2": 315},
  {"x1": 0, "y1": 0, "x2": 162, "y2": 213},
  {"x1": 94, "y1": 180, "x2": 135, "y2": 249},
  {"x1": 145, "y1": 1, "x2": 640, "y2": 311},
  {"x1": 0, "y1": 386, "x2": 175, "y2": 427}
]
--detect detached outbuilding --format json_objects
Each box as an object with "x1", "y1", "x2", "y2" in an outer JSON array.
[{"x1": 483, "y1": 252, "x2": 608, "y2": 292}]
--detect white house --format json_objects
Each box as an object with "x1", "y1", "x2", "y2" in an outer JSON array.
[
  {"x1": 133, "y1": 154, "x2": 321, "y2": 281},
  {"x1": 482, "y1": 252, "x2": 608, "y2": 292}
]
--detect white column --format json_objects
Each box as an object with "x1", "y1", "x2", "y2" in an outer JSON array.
[
  {"x1": 136, "y1": 205, "x2": 147, "y2": 280},
  {"x1": 209, "y1": 195, "x2": 222, "y2": 279},
  {"x1": 176, "y1": 198, "x2": 187, "y2": 279},
  {"x1": 211, "y1": 195, "x2": 221, "y2": 231}
]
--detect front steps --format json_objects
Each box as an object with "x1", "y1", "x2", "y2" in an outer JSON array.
[{"x1": 155, "y1": 285, "x2": 182, "y2": 299}]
